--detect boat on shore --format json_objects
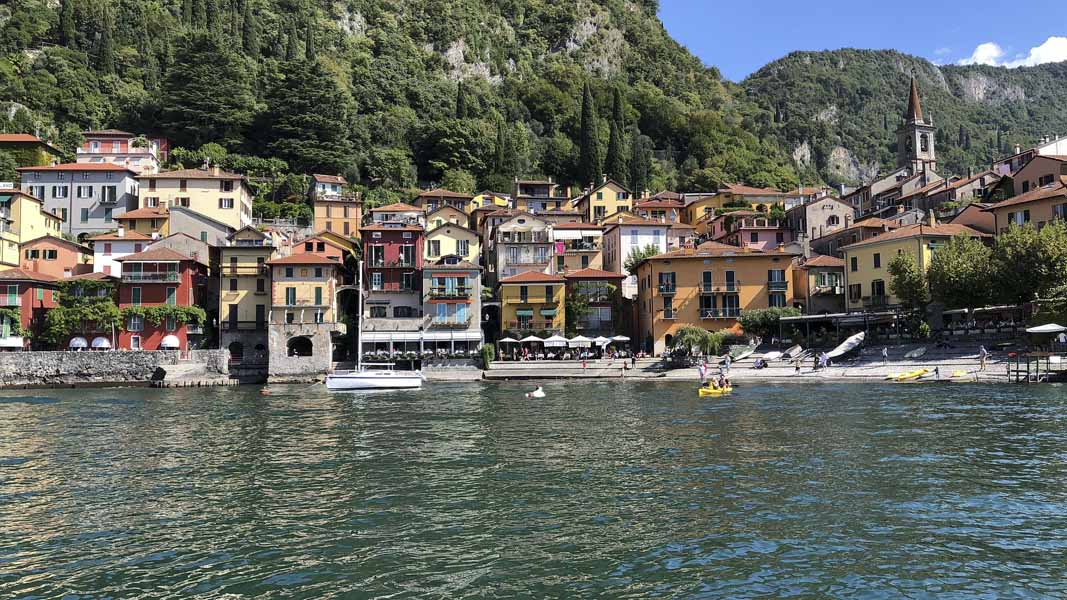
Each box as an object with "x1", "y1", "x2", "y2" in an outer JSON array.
[
  {"x1": 895, "y1": 368, "x2": 929, "y2": 382},
  {"x1": 762, "y1": 351, "x2": 784, "y2": 361},
  {"x1": 905, "y1": 346, "x2": 928, "y2": 359},
  {"x1": 783, "y1": 345, "x2": 803, "y2": 359},
  {"x1": 827, "y1": 332, "x2": 865, "y2": 359}
]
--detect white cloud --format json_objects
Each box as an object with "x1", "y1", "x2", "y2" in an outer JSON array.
[{"x1": 958, "y1": 36, "x2": 1067, "y2": 68}]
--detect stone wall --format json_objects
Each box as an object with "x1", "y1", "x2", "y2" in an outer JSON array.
[
  {"x1": 0, "y1": 349, "x2": 229, "y2": 388},
  {"x1": 267, "y1": 323, "x2": 334, "y2": 381}
]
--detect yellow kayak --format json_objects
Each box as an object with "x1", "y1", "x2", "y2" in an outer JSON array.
[
  {"x1": 884, "y1": 373, "x2": 903, "y2": 380},
  {"x1": 895, "y1": 368, "x2": 929, "y2": 381},
  {"x1": 699, "y1": 386, "x2": 733, "y2": 397}
]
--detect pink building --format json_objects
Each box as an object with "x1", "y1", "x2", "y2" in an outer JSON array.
[
  {"x1": 77, "y1": 130, "x2": 169, "y2": 174},
  {"x1": 709, "y1": 211, "x2": 793, "y2": 251}
]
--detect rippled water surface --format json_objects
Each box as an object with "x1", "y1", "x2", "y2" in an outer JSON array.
[{"x1": 3, "y1": 381, "x2": 1067, "y2": 598}]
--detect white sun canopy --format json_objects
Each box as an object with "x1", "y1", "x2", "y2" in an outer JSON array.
[{"x1": 543, "y1": 335, "x2": 569, "y2": 347}]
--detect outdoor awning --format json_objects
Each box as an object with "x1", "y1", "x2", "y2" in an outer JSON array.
[
  {"x1": 593, "y1": 336, "x2": 612, "y2": 346},
  {"x1": 543, "y1": 335, "x2": 569, "y2": 347},
  {"x1": 520, "y1": 335, "x2": 544, "y2": 343},
  {"x1": 69, "y1": 336, "x2": 89, "y2": 349},
  {"x1": 91, "y1": 336, "x2": 111, "y2": 349},
  {"x1": 552, "y1": 229, "x2": 601, "y2": 240},
  {"x1": 0, "y1": 336, "x2": 23, "y2": 348},
  {"x1": 612, "y1": 335, "x2": 630, "y2": 342},
  {"x1": 499, "y1": 337, "x2": 519, "y2": 344},
  {"x1": 361, "y1": 332, "x2": 423, "y2": 342},
  {"x1": 539, "y1": 309, "x2": 558, "y2": 317},
  {"x1": 160, "y1": 335, "x2": 180, "y2": 349},
  {"x1": 1026, "y1": 323, "x2": 1067, "y2": 334},
  {"x1": 515, "y1": 309, "x2": 534, "y2": 317},
  {"x1": 569, "y1": 335, "x2": 592, "y2": 348},
  {"x1": 422, "y1": 331, "x2": 482, "y2": 342}
]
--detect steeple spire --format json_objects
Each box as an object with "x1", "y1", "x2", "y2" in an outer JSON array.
[{"x1": 906, "y1": 78, "x2": 924, "y2": 123}]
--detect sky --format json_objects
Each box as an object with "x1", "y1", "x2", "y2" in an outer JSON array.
[{"x1": 658, "y1": 0, "x2": 1067, "y2": 81}]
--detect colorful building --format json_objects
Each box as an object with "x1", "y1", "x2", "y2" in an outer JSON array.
[
  {"x1": 115, "y1": 207, "x2": 169, "y2": 237},
  {"x1": 115, "y1": 247, "x2": 206, "y2": 351},
  {"x1": 784, "y1": 196, "x2": 854, "y2": 242},
  {"x1": 489, "y1": 212, "x2": 551, "y2": 287},
  {"x1": 513, "y1": 179, "x2": 570, "y2": 213},
  {"x1": 20, "y1": 235, "x2": 93, "y2": 278},
  {"x1": 809, "y1": 218, "x2": 897, "y2": 258},
  {"x1": 469, "y1": 190, "x2": 510, "y2": 213},
  {"x1": 633, "y1": 197, "x2": 685, "y2": 223},
  {"x1": 309, "y1": 175, "x2": 361, "y2": 238},
  {"x1": 636, "y1": 242, "x2": 799, "y2": 354},
  {"x1": 426, "y1": 206, "x2": 469, "y2": 230},
  {"x1": 602, "y1": 216, "x2": 670, "y2": 298},
  {"x1": 0, "y1": 134, "x2": 63, "y2": 168},
  {"x1": 76, "y1": 130, "x2": 168, "y2": 174},
  {"x1": 550, "y1": 222, "x2": 603, "y2": 274},
  {"x1": 684, "y1": 184, "x2": 785, "y2": 224},
  {"x1": 425, "y1": 222, "x2": 480, "y2": 265},
  {"x1": 573, "y1": 180, "x2": 633, "y2": 223},
  {"x1": 414, "y1": 188, "x2": 473, "y2": 213},
  {"x1": 362, "y1": 222, "x2": 424, "y2": 319},
  {"x1": 420, "y1": 255, "x2": 483, "y2": 352},
  {"x1": 792, "y1": 254, "x2": 846, "y2": 315},
  {"x1": 841, "y1": 221, "x2": 986, "y2": 311},
  {"x1": 219, "y1": 226, "x2": 276, "y2": 365},
  {"x1": 498, "y1": 271, "x2": 565, "y2": 336},
  {"x1": 266, "y1": 253, "x2": 342, "y2": 381},
  {"x1": 707, "y1": 210, "x2": 794, "y2": 251},
  {"x1": 87, "y1": 229, "x2": 155, "y2": 276},
  {"x1": 138, "y1": 166, "x2": 253, "y2": 230},
  {"x1": 17, "y1": 163, "x2": 139, "y2": 238},
  {"x1": 293, "y1": 234, "x2": 348, "y2": 264},
  {"x1": 0, "y1": 267, "x2": 59, "y2": 350},
  {"x1": 564, "y1": 267, "x2": 626, "y2": 337},
  {"x1": 367, "y1": 202, "x2": 424, "y2": 226}
]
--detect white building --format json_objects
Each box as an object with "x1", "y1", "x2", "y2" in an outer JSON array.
[
  {"x1": 602, "y1": 216, "x2": 669, "y2": 298},
  {"x1": 86, "y1": 228, "x2": 156, "y2": 276}
]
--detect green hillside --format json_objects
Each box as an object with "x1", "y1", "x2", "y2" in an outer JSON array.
[
  {"x1": 0, "y1": 0, "x2": 798, "y2": 216},
  {"x1": 743, "y1": 49, "x2": 1067, "y2": 185}
]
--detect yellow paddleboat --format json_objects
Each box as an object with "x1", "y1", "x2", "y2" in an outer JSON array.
[
  {"x1": 895, "y1": 368, "x2": 929, "y2": 382},
  {"x1": 699, "y1": 386, "x2": 733, "y2": 397}
]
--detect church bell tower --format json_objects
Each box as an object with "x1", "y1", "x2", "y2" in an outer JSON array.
[{"x1": 897, "y1": 78, "x2": 937, "y2": 174}]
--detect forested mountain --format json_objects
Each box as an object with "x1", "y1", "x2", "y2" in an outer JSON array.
[
  {"x1": 744, "y1": 49, "x2": 1067, "y2": 185},
  {"x1": 0, "y1": 0, "x2": 797, "y2": 217}
]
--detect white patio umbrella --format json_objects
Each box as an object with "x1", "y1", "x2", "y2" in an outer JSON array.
[
  {"x1": 519, "y1": 335, "x2": 544, "y2": 343},
  {"x1": 568, "y1": 335, "x2": 592, "y2": 348},
  {"x1": 69, "y1": 336, "x2": 89, "y2": 350},
  {"x1": 543, "y1": 334, "x2": 569, "y2": 348},
  {"x1": 498, "y1": 337, "x2": 519, "y2": 344},
  {"x1": 90, "y1": 336, "x2": 111, "y2": 350},
  {"x1": 1026, "y1": 323, "x2": 1067, "y2": 334},
  {"x1": 611, "y1": 335, "x2": 631, "y2": 343},
  {"x1": 593, "y1": 336, "x2": 612, "y2": 347}
]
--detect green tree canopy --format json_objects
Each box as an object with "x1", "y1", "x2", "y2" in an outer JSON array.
[
  {"x1": 927, "y1": 234, "x2": 994, "y2": 309},
  {"x1": 888, "y1": 251, "x2": 929, "y2": 311},
  {"x1": 624, "y1": 243, "x2": 661, "y2": 276},
  {"x1": 738, "y1": 307, "x2": 801, "y2": 339},
  {"x1": 992, "y1": 222, "x2": 1067, "y2": 303}
]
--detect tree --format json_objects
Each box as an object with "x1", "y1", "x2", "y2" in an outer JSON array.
[
  {"x1": 160, "y1": 32, "x2": 257, "y2": 149},
  {"x1": 304, "y1": 16, "x2": 315, "y2": 62},
  {"x1": 668, "y1": 326, "x2": 724, "y2": 357},
  {"x1": 59, "y1": 0, "x2": 77, "y2": 48},
  {"x1": 493, "y1": 120, "x2": 507, "y2": 174},
  {"x1": 927, "y1": 234, "x2": 994, "y2": 309},
  {"x1": 440, "y1": 168, "x2": 476, "y2": 194},
  {"x1": 629, "y1": 128, "x2": 652, "y2": 195},
  {"x1": 261, "y1": 58, "x2": 355, "y2": 173},
  {"x1": 0, "y1": 151, "x2": 17, "y2": 182},
  {"x1": 605, "y1": 121, "x2": 626, "y2": 184},
  {"x1": 992, "y1": 222, "x2": 1067, "y2": 303},
  {"x1": 624, "y1": 244, "x2": 660, "y2": 276},
  {"x1": 183, "y1": 0, "x2": 194, "y2": 27},
  {"x1": 241, "y1": 0, "x2": 258, "y2": 56},
  {"x1": 96, "y1": 5, "x2": 115, "y2": 75},
  {"x1": 285, "y1": 24, "x2": 298, "y2": 61},
  {"x1": 578, "y1": 82, "x2": 601, "y2": 187},
  {"x1": 888, "y1": 252, "x2": 929, "y2": 311},
  {"x1": 455, "y1": 81, "x2": 468, "y2": 119},
  {"x1": 564, "y1": 291, "x2": 592, "y2": 337},
  {"x1": 738, "y1": 307, "x2": 801, "y2": 339}
]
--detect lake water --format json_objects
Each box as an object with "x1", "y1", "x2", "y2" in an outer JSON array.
[{"x1": 2, "y1": 381, "x2": 1067, "y2": 598}]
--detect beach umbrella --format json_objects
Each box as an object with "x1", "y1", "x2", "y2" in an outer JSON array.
[
  {"x1": 1026, "y1": 323, "x2": 1067, "y2": 334},
  {"x1": 568, "y1": 335, "x2": 592, "y2": 348},
  {"x1": 519, "y1": 335, "x2": 544, "y2": 343},
  {"x1": 68, "y1": 336, "x2": 89, "y2": 350},
  {"x1": 160, "y1": 335, "x2": 181, "y2": 349},
  {"x1": 498, "y1": 337, "x2": 519, "y2": 344},
  {"x1": 593, "y1": 336, "x2": 612, "y2": 346},
  {"x1": 611, "y1": 335, "x2": 631, "y2": 342},
  {"x1": 543, "y1": 334, "x2": 569, "y2": 348},
  {"x1": 90, "y1": 336, "x2": 111, "y2": 350}
]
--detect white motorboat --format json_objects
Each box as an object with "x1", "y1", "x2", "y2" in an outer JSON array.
[
  {"x1": 826, "y1": 332, "x2": 866, "y2": 359},
  {"x1": 761, "y1": 351, "x2": 784, "y2": 361},
  {"x1": 783, "y1": 344, "x2": 803, "y2": 359},
  {"x1": 326, "y1": 363, "x2": 424, "y2": 391},
  {"x1": 326, "y1": 261, "x2": 424, "y2": 392},
  {"x1": 904, "y1": 346, "x2": 928, "y2": 359}
]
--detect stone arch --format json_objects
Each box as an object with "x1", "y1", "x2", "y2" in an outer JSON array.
[
  {"x1": 228, "y1": 341, "x2": 244, "y2": 362},
  {"x1": 287, "y1": 336, "x2": 313, "y2": 357}
]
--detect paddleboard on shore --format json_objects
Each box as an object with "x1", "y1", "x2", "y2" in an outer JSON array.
[
  {"x1": 904, "y1": 346, "x2": 928, "y2": 359},
  {"x1": 783, "y1": 344, "x2": 803, "y2": 359},
  {"x1": 827, "y1": 332, "x2": 865, "y2": 359}
]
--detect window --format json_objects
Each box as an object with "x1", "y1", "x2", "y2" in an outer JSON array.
[
  {"x1": 52, "y1": 185, "x2": 68, "y2": 199},
  {"x1": 145, "y1": 197, "x2": 159, "y2": 207},
  {"x1": 256, "y1": 278, "x2": 265, "y2": 293},
  {"x1": 750, "y1": 232, "x2": 758, "y2": 243},
  {"x1": 850, "y1": 256, "x2": 858, "y2": 272},
  {"x1": 220, "y1": 180, "x2": 234, "y2": 192},
  {"x1": 371, "y1": 272, "x2": 383, "y2": 290},
  {"x1": 147, "y1": 179, "x2": 156, "y2": 192},
  {"x1": 663, "y1": 297, "x2": 674, "y2": 319},
  {"x1": 370, "y1": 306, "x2": 387, "y2": 318},
  {"x1": 457, "y1": 239, "x2": 469, "y2": 256},
  {"x1": 286, "y1": 312, "x2": 295, "y2": 324},
  {"x1": 556, "y1": 256, "x2": 565, "y2": 272},
  {"x1": 25, "y1": 249, "x2": 39, "y2": 259},
  {"x1": 314, "y1": 287, "x2": 323, "y2": 305},
  {"x1": 43, "y1": 249, "x2": 57, "y2": 260},
  {"x1": 165, "y1": 317, "x2": 177, "y2": 331},
  {"x1": 80, "y1": 208, "x2": 89, "y2": 223},
  {"x1": 769, "y1": 293, "x2": 786, "y2": 308},
  {"x1": 166, "y1": 287, "x2": 176, "y2": 306},
  {"x1": 1022, "y1": 181, "x2": 1031, "y2": 193},
  {"x1": 285, "y1": 287, "x2": 297, "y2": 305},
  {"x1": 128, "y1": 314, "x2": 144, "y2": 331},
  {"x1": 428, "y1": 240, "x2": 441, "y2": 257},
  {"x1": 103, "y1": 208, "x2": 113, "y2": 223},
  {"x1": 219, "y1": 198, "x2": 234, "y2": 209},
  {"x1": 314, "y1": 267, "x2": 322, "y2": 278},
  {"x1": 77, "y1": 185, "x2": 92, "y2": 199},
  {"x1": 102, "y1": 186, "x2": 116, "y2": 203},
  {"x1": 873, "y1": 253, "x2": 881, "y2": 269},
  {"x1": 519, "y1": 285, "x2": 528, "y2": 302},
  {"x1": 402, "y1": 272, "x2": 416, "y2": 290},
  {"x1": 316, "y1": 242, "x2": 326, "y2": 252},
  {"x1": 179, "y1": 179, "x2": 187, "y2": 192},
  {"x1": 131, "y1": 287, "x2": 142, "y2": 306},
  {"x1": 596, "y1": 191, "x2": 603, "y2": 200},
  {"x1": 776, "y1": 232, "x2": 785, "y2": 244},
  {"x1": 343, "y1": 222, "x2": 350, "y2": 235},
  {"x1": 131, "y1": 335, "x2": 142, "y2": 350},
  {"x1": 36, "y1": 287, "x2": 43, "y2": 301},
  {"x1": 872, "y1": 279, "x2": 886, "y2": 297},
  {"x1": 229, "y1": 278, "x2": 237, "y2": 292},
  {"x1": 1040, "y1": 174, "x2": 1054, "y2": 187},
  {"x1": 175, "y1": 197, "x2": 190, "y2": 208},
  {"x1": 702, "y1": 270, "x2": 713, "y2": 291},
  {"x1": 200, "y1": 231, "x2": 208, "y2": 243},
  {"x1": 848, "y1": 284, "x2": 862, "y2": 302},
  {"x1": 581, "y1": 255, "x2": 589, "y2": 268},
  {"x1": 285, "y1": 267, "x2": 294, "y2": 278}
]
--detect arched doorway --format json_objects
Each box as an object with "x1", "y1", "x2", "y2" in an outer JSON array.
[
  {"x1": 287, "y1": 336, "x2": 313, "y2": 357},
  {"x1": 228, "y1": 341, "x2": 244, "y2": 363}
]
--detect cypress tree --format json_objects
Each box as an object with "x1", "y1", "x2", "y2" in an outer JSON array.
[
  {"x1": 286, "y1": 24, "x2": 298, "y2": 61},
  {"x1": 194, "y1": 0, "x2": 207, "y2": 29},
  {"x1": 305, "y1": 16, "x2": 315, "y2": 61},
  {"x1": 958, "y1": 124, "x2": 965, "y2": 147},
  {"x1": 59, "y1": 0, "x2": 77, "y2": 48},
  {"x1": 629, "y1": 127, "x2": 651, "y2": 197},
  {"x1": 494, "y1": 119, "x2": 506, "y2": 173},
  {"x1": 605, "y1": 121, "x2": 626, "y2": 184},
  {"x1": 97, "y1": 5, "x2": 116, "y2": 75},
  {"x1": 206, "y1": 0, "x2": 221, "y2": 33},
  {"x1": 241, "y1": 0, "x2": 258, "y2": 56},
  {"x1": 182, "y1": 0, "x2": 193, "y2": 27},
  {"x1": 611, "y1": 87, "x2": 624, "y2": 126},
  {"x1": 578, "y1": 82, "x2": 601, "y2": 187},
  {"x1": 455, "y1": 82, "x2": 468, "y2": 119}
]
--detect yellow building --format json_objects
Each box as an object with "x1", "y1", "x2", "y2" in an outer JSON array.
[
  {"x1": 0, "y1": 190, "x2": 65, "y2": 266},
  {"x1": 550, "y1": 222, "x2": 604, "y2": 274},
  {"x1": 499, "y1": 271, "x2": 566, "y2": 335},
  {"x1": 636, "y1": 241, "x2": 799, "y2": 354},
  {"x1": 425, "y1": 223, "x2": 480, "y2": 264},
  {"x1": 841, "y1": 221, "x2": 986, "y2": 311},
  {"x1": 219, "y1": 226, "x2": 276, "y2": 363},
  {"x1": 683, "y1": 184, "x2": 785, "y2": 224},
  {"x1": 469, "y1": 190, "x2": 511, "y2": 213},
  {"x1": 267, "y1": 253, "x2": 339, "y2": 325},
  {"x1": 426, "y1": 206, "x2": 469, "y2": 230},
  {"x1": 138, "y1": 166, "x2": 253, "y2": 230},
  {"x1": 115, "y1": 207, "x2": 170, "y2": 236},
  {"x1": 573, "y1": 180, "x2": 633, "y2": 223},
  {"x1": 312, "y1": 230, "x2": 358, "y2": 261}
]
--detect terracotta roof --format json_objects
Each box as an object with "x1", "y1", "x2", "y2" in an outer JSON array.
[
  {"x1": 669, "y1": 223, "x2": 696, "y2": 230},
  {"x1": 117, "y1": 207, "x2": 168, "y2": 220},
  {"x1": 650, "y1": 191, "x2": 684, "y2": 200},
  {"x1": 426, "y1": 222, "x2": 477, "y2": 237},
  {"x1": 564, "y1": 267, "x2": 626, "y2": 280},
  {"x1": 266, "y1": 253, "x2": 339, "y2": 266},
  {"x1": 786, "y1": 187, "x2": 833, "y2": 196},
  {"x1": 721, "y1": 183, "x2": 784, "y2": 196},
  {"x1": 0, "y1": 267, "x2": 59, "y2": 283},
  {"x1": 603, "y1": 216, "x2": 669, "y2": 229},
  {"x1": 634, "y1": 199, "x2": 684, "y2": 209},
  {"x1": 801, "y1": 255, "x2": 846, "y2": 268},
  {"x1": 86, "y1": 230, "x2": 153, "y2": 241},
  {"x1": 313, "y1": 174, "x2": 347, "y2": 185},
  {"x1": 369, "y1": 202, "x2": 422, "y2": 213},
  {"x1": 16, "y1": 162, "x2": 135, "y2": 173},
  {"x1": 499, "y1": 271, "x2": 565, "y2": 284},
  {"x1": 139, "y1": 167, "x2": 244, "y2": 180},
  {"x1": 574, "y1": 179, "x2": 632, "y2": 202},
  {"x1": 551, "y1": 222, "x2": 603, "y2": 230},
  {"x1": 68, "y1": 272, "x2": 116, "y2": 281},
  {"x1": 841, "y1": 223, "x2": 987, "y2": 250},
  {"x1": 115, "y1": 247, "x2": 191, "y2": 262},
  {"x1": 426, "y1": 205, "x2": 468, "y2": 217},
  {"x1": 472, "y1": 204, "x2": 503, "y2": 212},
  {"x1": 418, "y1": 188, "x2": 472, "y2": 199},
  {"x1": 811, "y1": 218, "x2": 896, "y2": 243},
  {"x1": 898, "y1": 179, "x2": 949, "y2": 201},
  {"x1": 652, "y1": 240, "x2": 796, "y2": 260},
  {"x1": 360, "y1": 223, "x2": 423, "y2": 232},
  {"x1": 944, "y1": 170, "x2": 998, "y2": 190},
  {"x1": 21, "y1": 234, "x2": 91, "y2": 254},
  {"x1": 82, "y1": 129, "x2": 133, "y2": 137},
  {"x1": 986, "y1": 178, "x2": 1067, "y2": 210}
]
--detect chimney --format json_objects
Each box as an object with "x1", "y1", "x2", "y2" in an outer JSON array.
[
  {"x1": 212, "y1": 165, "x2": 220, "y2": 177},
  {"x1": 927, "y1": 210, "x2": 937, "y2": 227},
  {"x1": 1014, "y1": 144, "x2": 1022, "y2": 154},
  {"x1": 117, "y1": 226, "x2": 125, "y2": 238}
]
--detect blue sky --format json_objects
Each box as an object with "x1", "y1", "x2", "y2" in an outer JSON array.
[{"x1": 658, "y1": 0, "x2": 1067, "y2": 81}]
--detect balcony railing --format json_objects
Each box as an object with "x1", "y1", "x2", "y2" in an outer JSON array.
[
  {"x1": 98, "y1": 195, "x2": 118, "y2": 204},
  {"x1": 429, "y1": 315, "x2": 473, "y2": 328},
  {"x1": 562, "y1": 243, "x2": 599, "y2": 253},
  {"x1": 222, "y1": 265, "x2": 269, "y2": 276},
  {"x1": 370, "y1": 283, "x2": 418, "y2": 293},
  {"x1": 514, "y1": 296, "x2": 554, "y2": 304},
  {"x1": 122, "y1": 272, "x2": 179, "y2": 283},
  {"x1": 767, "y1": 280, "x2": 789, "y2": 292},
  {"x1": 698, "y1": 281, "x2": 741, "y2": 294},
  {"x1": 273, "y1": 301, "x2": 330, "y2": 308},
  {"x1": 221, "y1": 321, "x2": 266, "y2": 332},
  {"x1": 500, "y1": 234, "x2": 550, "y2": 243},
  {"x1": 0, "y1": 297, "x2": 21, "y2": 307},
  {"x1": 863, "y1": 295, "x2": 889, "y2": 309},
  {"x1": 428, "y1": 287, "x2": 471, "y2": 299},
  {"x1": 700, "y1": 308, "x2": 743, "y2": 319},
  {"x1": 186, "y1": 324, "x2": 204, "y2": 335},
  {"x1": 505, "y1": 320, "x2": 557, "y2": 331},
  {"x1": 658, "y1": 283, "x2": 677, "y2": 294},
  {"x1": 367, "y1": 258, "x2": 417, "y2": 268},
  {"x1": 508, "y1": 259, "x2": 550, "y2": 267}
]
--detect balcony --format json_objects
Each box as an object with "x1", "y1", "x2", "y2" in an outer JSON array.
[
  {"x1": 863, "y1": 295, "x2": 889, "y2": 309},
  {"x1": 369, "y1": 283, "x2": 418, "y2": 294},
  {"x1": 367, "y1": 259, "x2": 417, "y2": 268},
  {"x1": 98, "y1": 195, "x2": 118, "y2": 204},
  {"x1": 122, "y1": 272, "x2": 179, "y2": 283},
  {"x1": 428, "y1": 287, "x2": 472, "y2": 299},
  {"x1": 428, "y1": 315, "x2": 473, "y2": 328},
  {"x1": 186, "y1": 324, "x2": 204, "y2": 335},
  {"x1": 505, "y1": 320, "x2": 557, "y2": 331},
  {"x1": 500, "y1": 233, "x2": 550, "y2": 243},
  {"x1": 221, "y1": 321, "x2": 266, "y2": 332},
  {"x1": 273, "y1": 301, "x2": 330, "y2": 309},
  {"x1": 222, "y1": 265, "x2": 269, "y2": 276},
  {"x1": 767, "y1": 280, "x2": 789, "y2": 292},
  {"x1": 562, "y1": 242, "x2": 599, "y2": 253},
  {"x1": 0, "y1": 297, "x2": 21, "y2": 307},
  {"x1": 658, "y1": 283, "x2": 677, "y2": 294},
  {"x1": 700, "y1": 308, "x2": 743, "y2": 319}
]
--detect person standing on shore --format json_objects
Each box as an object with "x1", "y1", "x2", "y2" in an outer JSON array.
[
  {"x1": 979, "y1": 345, "x2": 989, "y2": 371},
  {"x1": 724, "y1": 355, "x2": 731, "y2": 373},
  {"x1": 882, "y1": 347, "x2": 889, "y2": 366}
]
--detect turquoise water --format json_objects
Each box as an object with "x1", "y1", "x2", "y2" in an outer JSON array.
[{"x1": 2, "y1": 381, "x2": 1067, "y2": 598}]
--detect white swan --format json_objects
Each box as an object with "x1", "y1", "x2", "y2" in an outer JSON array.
[{"x1": 525, "y1": 386, "x2": 546, "y2": 399}]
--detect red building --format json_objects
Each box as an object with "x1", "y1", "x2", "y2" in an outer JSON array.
[
  {"x1": 115, "y1": 247, "x2": 206, "y2": 351},
  {"x1": 0, "y1": 267, "x2": 59, "y2": 350},
  {"x1": 361, "y1": 222, "x2": 424, "y2": 319}
]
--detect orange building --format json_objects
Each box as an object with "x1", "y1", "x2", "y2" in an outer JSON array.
[{"x1": 20, "y1": 235, "x2": 93, "y2": 278}]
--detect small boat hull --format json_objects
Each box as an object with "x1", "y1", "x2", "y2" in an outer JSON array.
[
  {"x1": 895, "y1": 368, "x2": 929, "y2": 382},
  {"x1": 761, "y1": 351, "x2": 783, "y2": 361},
  {"x1": 699, "y1": 386, "x2": 733, "y2": 397},
  {"x1": 783, "y1": 344, "x2": 803, "y2": 359},
  {"x1": 827, "y1": 332, "x2": 865, "y2": 359},
  {"x1": 904, "y1": 346, "x2": 928, "y2": 359},
  {"x1": 326, "y1": 371, "x2": 423, "y2": 391}
]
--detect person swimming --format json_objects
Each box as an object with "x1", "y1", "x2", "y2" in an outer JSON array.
[{"x1": 526, "y1": 386, "x2": 545, "y2": 398}]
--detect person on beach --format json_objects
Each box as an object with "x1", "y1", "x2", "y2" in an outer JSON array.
[
  {"x1": 979, "y1": 345, "x2": 988, "y2": 371},
  {"x1": 820, "y1": 352, "x2": 830, "y2": 369},
  {"x1": 882, "y1": 347, "x2": 889, "y2": 366},
  {"x1": 794, "y1": 359, "x2": 801, "y2": 376},
  {"x1": 631, "y1": 355, "x2": 636, "y2": 370},
  {"x1": 724, "y1": 355, "x2": 731, "y2": 373}
]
